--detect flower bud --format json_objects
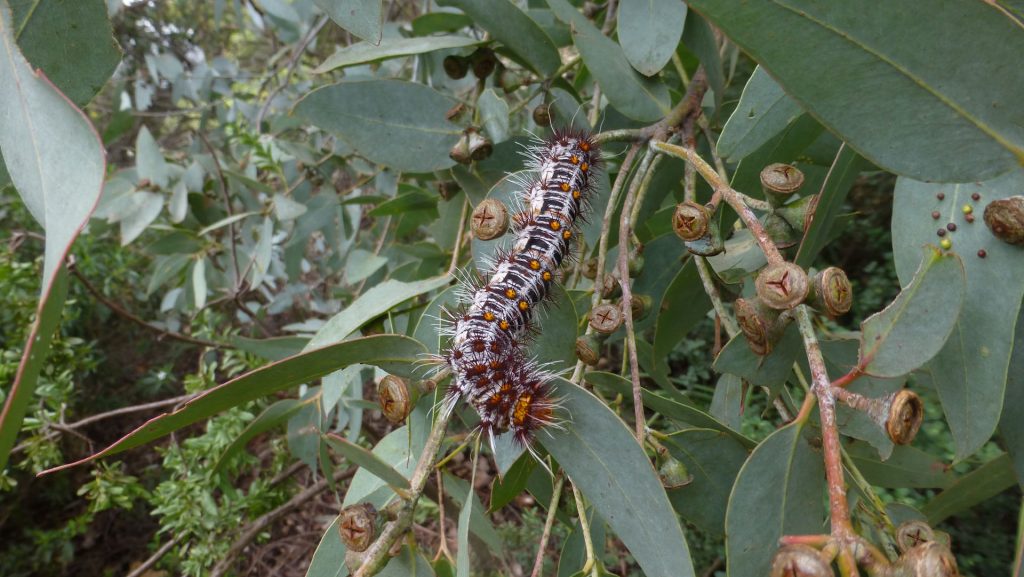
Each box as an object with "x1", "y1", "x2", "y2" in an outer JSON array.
[
  {"x1": 471, "y1": 198, "x2": 509, "y2": 240},
  {"x1": 776, "y1": 194, "x2": 820, "y2": 234},
  {"x1": 338, "y1": 504, "x2": 378, "y2": 553},
  {"x1": 600, "y1": 273, "x2": 622, "y2": 299},
  {"x1": 672, "y1": 201, "x2": 710, "y2": 241},
  {"x1": 629, "y1": 294, "x2": 653, "y2": 321},
  {"x1": 885, "y1": 389, "x2": 924, "y2": 445},
  {"x1": 575, "y1": 334, "x2": 603, "y2": 366},
  {"x1": 581, "y1": 257, "x2": 599, "y2": 280},
  {"x1": 755, "y1": 262, "x2": 811, "y2": 310},
  {"x1": 761, "y1": 163, "x2": 805, "y2": 206},
  {"x1": 443, "y1": 55, "x2": 469, "y2": 79},
  {"x1": 769, "y1": 544, "x2": 835, "y2": 577},
  {"x1": 589, "y1": 303, "x2": 623, "y2": 334},
  {"x1": 763, "y1": 213, "x2": 799, "y2": 249},
  {"x1": 983, "y1": 195, "x2": 1024, "y2": 245},
  {"x1": 658, "y1": 457, "x2": 693, "y2": 489},
  {"x1": 377, "y1": 375, "x2": 411, "y2": 424},
  {"x1": 810, "y1": 267, "x2": 853, "y2": 316}
]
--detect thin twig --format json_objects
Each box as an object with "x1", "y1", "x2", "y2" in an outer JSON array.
[
  {"x1": 571, "y1": 482, "x2": 599, "y2": 577},
  {"x1": 210, "y1": 465, "x2": 358, "y2": 577},
  {"x1": 255, "y1": 15, "x2": 329, "y2": 130},
  {"x1": 69, "y1": 267, "x2": 228, "y2": 349},
  {"x1": 530, "y1": 472, "x2": 565, "y2": 577},
  {"x1": 353, "y1": 411, "x2": 452, "y2": 576},
  {"x1": 125, "y1": 535, "x2": 184, "y2": 577},
  {"x1": 197, "y1": 132, "x2": 242, "y2": 289},
  {"x1": 447, "y1": 198, "x2": 469, "y2": 276}
]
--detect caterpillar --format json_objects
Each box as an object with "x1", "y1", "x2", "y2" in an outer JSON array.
[{"x1": 440, "y1": 128, "x2": 599, "y2": 450}]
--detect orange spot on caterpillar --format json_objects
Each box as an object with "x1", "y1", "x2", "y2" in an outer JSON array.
[
  {"x1": 550, "y1": 220, "x2": 561, "y2": 231},
  {"x1": 505, "y1": 288, "x2": 517, "y2": 298},
  {"x1": 572, "y1": 189, "x2": 581, "y2": 200},
  {"x1": 570, "y1": 155, "x2": 579, "y2": 165},
  {"x1": 483, "y1": 311, "x2": 495, "y2": 322},
  {"x1": 529, "y1": 259, "x2": 541, "y2": 270},
  {"x1": 542, "y1": 271, "x2": 552, "y2": 282},
  {"x1": 562, "y1": 230, "x2": 572, "y2": 240},
  {"x1": 580, "y1": 141, "x2": 591, "y2": 152},
  {"x1": 580, "y1": 162, "x2": 589, "y2": 172},
  {"x1": 513, "y1": 394, "x2": 533, "y2": 426},
  {"x1": 499, "y1": 319, "x2": 510, "y2": 331},
  {"x1": 560, "y1": 182, "x2": 570, "y2": 192},
  {"x1": 518, "y1": 300, "x2": 529, "y2": 311}
]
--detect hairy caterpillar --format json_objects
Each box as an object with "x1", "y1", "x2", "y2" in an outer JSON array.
[{"x1": 439, "y1": 129, "x2": 599, "y2": 449}]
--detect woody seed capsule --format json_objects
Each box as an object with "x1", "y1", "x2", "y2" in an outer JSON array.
[
  {"x1": 811, "y1": 267, "x2": 853, "y2": 316},
  {"x1": 672, "y1": 201, "x2": 711, "y2": 241},
  {"x1": 338, "y1": 504, "x2": 377, "y2": 552},
  {"x1": 589, "y1": 303, "x2": 623, "y2": 334},
  {"x1": 983, "y1": 196, "x2": 1024, "y2": 245},
  {"x1": 769, "y1": 544, "x2": 835, "y2": 577},
  {"x1": 760, "y1": 163, "x2": 805, "y2": 206},
  {"x1": 894, "y1": 542, "x2": 959, "y2": 577},
  {"x1": 471, "y1": 198, "x2": 509, "y2": 241},
  {"x1": 377, "y1": 375, "x2": 411, "y2": 424},
  {"x1": 896, "y1": 520, "x2": 936, "y2": 553},
  {"x1": 755, "y1": 262, "x2": 811, "y2": 310},
  {"x1": 886, "y1": 389, "x2": 924, "y2": 445},
  {"x1": 575, "y1": 334, "x2": 603, "y2": 366}
]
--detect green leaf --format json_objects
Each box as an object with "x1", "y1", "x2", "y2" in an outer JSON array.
[
  {"x1": 343, "y1": 248, "x2": 389, "y2": 285},
  {"x1": 231, "y1": 335, "x2": 310, "y2": 361},
  {"x1": 585, "y1": 371, "x2": 753, "y2": 447},
  {"x1": 714, "y1": 323, "x2": 803, "y2": 389},
  {"x1": 558, "y1": 509, "x2": 606, "y2": 577},
  {"x1": 663, "y1": 428, "x2": 749, "y2": 534},
  {"x1": 923, "y1": 453, "x2": 1017, "y2": 525},
  {"x1": 305, "y1": 515, "x2": 348, "y2": 577},
  {"x1": 368, "y1": 190, "x2": 438, "y2": 217},
  {"x1": 343, "y1": 401, "x2": 430, "y2": 508},
  {"x1": 653, "y1": 259, "x2": 711, "y2": 364},
  {"x1": 313, "y1": 0, "x2": 382, "y2": 44},
  {"x1": 685, "y1": 0, "x2": 1024, "y2": 182},
  {"x1": 1000, "y1": 306, "x2": 1024, "y2": 485},
  {"x1": 794, "y1": 145, "x2": 866, "y2": 267},
  {"x1": 847, "y1": 442, "x2": 955, "y2": 490},
  {"x1": 489, "y1": 453, "x2": 536, "y2": 512},
  {"x1": 0, "y1": 266, "x2": 69, "y2": 471},
  {"x1": 411, "y1": 12, "x2": 473, "y2": 36},
  {"x1": 445, "y1": 473, "x2": 505, "y2": 559},
  {"x1": 717, "y1": 66, "x2": 803, "y2": 161},
  {"x1": 40, "y1": 335, "x2": 426, "y2": 475},
  {"x1": 0, "y1": 1, "x2": 107, "y2": 298},
  {"x1": 477, "y1": 89, "x2": 510, "y2": 144},
  {"x1": 617, "y1": 0, "x2": 686, "y2": 76},
  {"x1": 547, "y1": 0, "x2": 671, "y2": 122},
  {"x1": 893, "y1": 171, "x2": 1024, "y2": 458},
  {"x1": 305, "y1": 275, "x2": 451, "y2": 350},
  {"x1": 725, "y1": 422, "x2": 825, "y2": 577},
  {"x1": 294, "y1": 79, "x2": 462, "y2": 173},
  {"x1": 859, "y1": 246, "x2": 965, "y2": 377},
  {"x1": 437, "y1": 0, "x2": 561, "y2": 76},
  {"x1": 540, "y1": 378, "x2": 696, "y2": 577},
  {"x1": 213, "y1": 398, "x2": 309, "y2": 474},
  {"x1": 314, "y1": 35, "x2": 482, "y2": 73},
  {"x1": 680, "y1": 12, "x2": 723, "y2": 107},
  {"x1": 136, "y1": 125, "x2": 169, "y2": 188},
  {"x1": 8, "y1": 0, "x2": 120, "y2": 106},
  {"x1": 323, "y1": 434, "x2": 411, "y2": 491}
]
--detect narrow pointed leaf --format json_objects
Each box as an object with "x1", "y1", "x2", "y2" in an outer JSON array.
[
  {"x1": 859, "y1": 246, "x2": 964, "y2": 377},
  {"x1": 40, "y1": 335, "x2": 426, "y2": 474},
  {"x1": 540, "y1": 378, "x2": 696, "y2": 577},
  {"x1": 323, "y1": 434, "x2": 410, "y2": 490},
  {"x1": 923, "y1": 453, "x2": 1017, "y2": 525},
  {"x1": 315, "y1": 36, "x2": 482, "y2": 73}
]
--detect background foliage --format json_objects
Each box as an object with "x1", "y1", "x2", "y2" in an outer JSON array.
[{"x1": 1, "y1": 1, "x2": 1023, "y2": 576}]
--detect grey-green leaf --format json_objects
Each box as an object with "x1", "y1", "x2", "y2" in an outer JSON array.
[
  {"x1": 617, "y1": 0, "x2": 686, "y2": 76},
  {"x1": 313, "y1": 0, "x2": 382, "y2": 44},
  {"x1": 546, "y1": 0, "x2": 671, "y2": 122},
  {"x1": 859, "y1": 246, "x2": 964, "y2": 378},
  {"x1": 893, "y1": 171, "x2": 1024, "y2": 458},
  {"x1": 922, "y1": 453, "x2": 1017, "y2": 525},
  {"x1": 314, "y1": 35, "x2": 482, "y2": 73},
  {"x1": 323, "y1": 434, "x2": 411, "y2": 491},
  {"x1": 663, "y1": 428, "x2": 749, "y2": 534},
  {"x1": 304, "y1": 275, "x2": 451, "y2": 350},
  {"x1": 437, "y1": 0, "x2": 561, "y2": 76},
  {"x1": 294, "y1": 79, "x2": 462, "y2": 173},
  {"x1": 685, "y1": 0, "x2": 1024, "y2": 181},
  {"x1": 540, "y1": 378, "x2": 696, "y2": 577},
  {"x1": 718, "y1": 66, "x2": 803, "y2": 161},
  {"x1": 725, "y1": 422, "x2": 825, "y2": 577}
]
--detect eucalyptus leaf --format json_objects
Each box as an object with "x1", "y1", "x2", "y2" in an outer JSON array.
[
  {"x1": 718, "y1": 66, "x2": 803, "y2": 161},
  {"x1": 686, "y1": 0, "x2": 1024, "y2": 181},
  {"x1": 437, "y1": 0, "x2": 561, "y2": 76},
  {"x1": 617, "y1": 0, "x2": 685, "y2": 76},
  {"x1": 315, "y1": 35, "x2": 481, "y2": 72},
  {"x1": 313, "y1": 0, "x2": 382, "y2": 44}
]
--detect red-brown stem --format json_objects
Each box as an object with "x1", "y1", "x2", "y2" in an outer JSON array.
[
  {"x1": 795, "y1": 306, "x2": 854, "y2": 541},
  {"x1": 649, "y1": 141, "x2": 784, "y2": 266},
  {"x1": 618, "y1": 149, "x2": 655, "y2": 440},
  {"x1": 780, "y1": 534, "x2": 832, "y2": 548},
  {"x1": 832, "y1": 364, "x2": 866, "y2": 389}
]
